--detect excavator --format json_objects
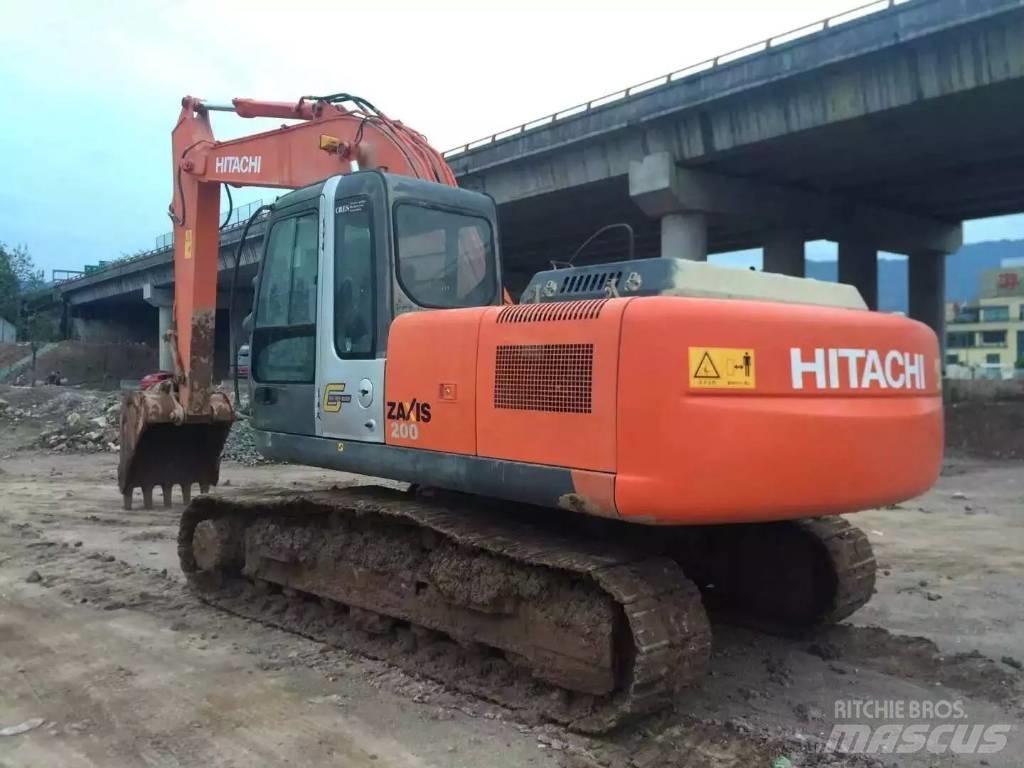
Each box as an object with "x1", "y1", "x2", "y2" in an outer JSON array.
[{"x1": 119, "y1": 93, "x2": 943, "y2": 732}]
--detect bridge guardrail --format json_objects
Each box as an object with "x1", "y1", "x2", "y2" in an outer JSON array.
[{"x1": 57, "y1": 199, "x2": 269, "y2": 287}]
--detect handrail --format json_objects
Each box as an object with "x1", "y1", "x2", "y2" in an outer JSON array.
[
  {"x1": 441, "y1": 0, "x2": 902, "y2": 159},
  {"x1": 58, "y1": 200, "x2": 269, "y2": 287}
]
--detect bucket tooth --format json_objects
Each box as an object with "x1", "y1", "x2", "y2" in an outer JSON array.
[
  {"x1": 122, "y1": 490, "x2": 133, "y2": 511},
  {"x1": 162, "y1": 485, "x2": 173, "y2": 508},
  {"x1": 181, "y1": 483, "x2": 192, "y2": 504},
  {"x1": 142, "y1": 487, "x2": 154, "y2": 509}
]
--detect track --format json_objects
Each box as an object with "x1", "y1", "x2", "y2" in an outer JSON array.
[
  {"x1": 663, "y1": 516, "x2": 877, "y2": 633},
  {"x1": 177, "y1": 485, "x2": 876, "y2": 731},
  {"x1": 178, "y1": 486, "x2": 712, "y2": 733}
]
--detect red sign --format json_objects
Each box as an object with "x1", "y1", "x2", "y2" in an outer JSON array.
[{"x1": 997, "y1": 272, "x2": 1020, "y2": 290}]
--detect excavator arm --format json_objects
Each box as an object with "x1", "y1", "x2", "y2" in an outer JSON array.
[
  {"x1": 170, "y1": 94, "x2": 456, "y2": 415},
  {"x1": 119, "y1": 94, "x2": 458, "y2": 508}
]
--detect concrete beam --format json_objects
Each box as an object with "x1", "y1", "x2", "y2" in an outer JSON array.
[
  {"x1": 142, "y1": 282, "x2": 172, "y2": 307},
  {"x1": 838, "y1": 241, "x2": 878, "y2": 311},
  {"x1": 629, "y1": 153, "x2": 962, "y2": 256}
]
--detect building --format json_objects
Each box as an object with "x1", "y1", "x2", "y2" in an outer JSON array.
[
  {"x1": 0, "y1": 316, "x2": 16, "y2": 342},
  {"x1": 945, "y1": 265, "x2": 1024, "y2": 378}
]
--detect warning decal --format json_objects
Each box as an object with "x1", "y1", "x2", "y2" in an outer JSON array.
[{"x1": 688, "y1": 347, "x2": 756, "y2": 390}]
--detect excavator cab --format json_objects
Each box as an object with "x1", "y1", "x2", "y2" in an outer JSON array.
[
  {"x1": 248, "y1": 171, "x2": 501, "y2": 442},
  {"x1": 119, "y1": 169, "x2": 501, "y2": 509}
]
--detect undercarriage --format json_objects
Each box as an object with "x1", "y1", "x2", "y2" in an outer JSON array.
[{"x1": 179, "y1": 486, "x2": 875, "y2": 732}]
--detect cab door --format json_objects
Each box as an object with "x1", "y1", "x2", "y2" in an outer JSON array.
[
  {"x1": 315, "y1": 176, "x2": 386, "y2": 442},
  {"x1": 249, "y1": 204, "x2": 319, "y2": 436}
]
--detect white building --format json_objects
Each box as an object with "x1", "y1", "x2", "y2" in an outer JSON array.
[{"x1": 0, "y1": 316, "x2": 16, "y2": 342}]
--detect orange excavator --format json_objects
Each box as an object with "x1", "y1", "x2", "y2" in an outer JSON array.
[{"x1": 120, "y1": 93, "x2": 943, "y2": 732}]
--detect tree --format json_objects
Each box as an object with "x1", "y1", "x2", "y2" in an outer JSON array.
[
  {"x1": 0, "y1": 244, "x2": 56, "y2": 384},
  {"x1": 0, "y1": 242, "x2": 44, "y2": 328},
  {"x1": 0, "y1": 245, "x2": 19, "y2": 328}
]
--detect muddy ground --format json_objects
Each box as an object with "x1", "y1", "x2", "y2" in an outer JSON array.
[{"x1": 0, "y1": 399, "x2": 1022, "y2": 766}]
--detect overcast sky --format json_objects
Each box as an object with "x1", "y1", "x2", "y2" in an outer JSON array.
[{"x1": 1, "y1": 0, "x2": 1021, "y2": 277}]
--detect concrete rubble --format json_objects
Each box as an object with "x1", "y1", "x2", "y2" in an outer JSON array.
[
  {"x1": 1, "y1": 390, "x2": 122, "y2": 454},
  {"x1": 0, "y1": 386, "x2": 271, "y2": 465}
]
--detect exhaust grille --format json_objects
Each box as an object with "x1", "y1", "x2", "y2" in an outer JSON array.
[
  {"x1": 494, "y1": 344, "x2": 594, "y2": 414},
  {"x1": 497, "y1": 299, "x2": 607, "y2": 324},
  {"x1": 560, "y1": 271, "x2": 622, "y2": 296}
]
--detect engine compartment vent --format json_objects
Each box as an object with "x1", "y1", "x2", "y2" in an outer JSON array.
[
  {"x1": 560, "y1": 271, "x2": 622, "y2": 296},
  {"x1": 494, "y1": 343, "x2": 594, "y2": 414},
  {"x1": 497, "y1": 299, "x2": 607, "y2": 324}
]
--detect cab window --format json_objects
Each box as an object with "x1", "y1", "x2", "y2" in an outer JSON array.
[
  {"x1": 253, "y1": 212, "x2": 318, "y2": 383},
  {"x1": 394, "y1": 203, "x2": 496, "y2": 308},
  {"x1": 335, "y1": 198, "x2": 375, "y2": 357}
]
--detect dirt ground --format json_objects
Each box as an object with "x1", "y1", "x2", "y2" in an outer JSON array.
[{"x1": 0, "y1": 398, "x2": 1022, "y2": 766}]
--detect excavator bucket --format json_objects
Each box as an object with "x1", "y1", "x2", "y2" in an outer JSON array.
[{"x1": 118, "y1": 382, "x2": 233, "y2": 510}]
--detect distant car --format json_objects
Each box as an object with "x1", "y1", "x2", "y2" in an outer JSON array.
[
  {"x1": 236, "y1": 344, "x2": 250, "y2": 379},
  {"x1": 139, "y1": 371, "x2": 174, "y2": 390}
]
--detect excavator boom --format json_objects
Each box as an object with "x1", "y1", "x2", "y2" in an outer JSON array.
[{"x1": 119, "y1": 94, "x2": 458, "y2": 507}]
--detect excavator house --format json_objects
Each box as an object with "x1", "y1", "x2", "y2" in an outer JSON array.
[{"x1": 119, "y1": 94, "x2": 943, "y2": 732}]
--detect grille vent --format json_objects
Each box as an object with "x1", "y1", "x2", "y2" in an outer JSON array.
[
  {"x1": 497, "y1": 299, "x2": 607, "y2": 324},
  {"x1": 494, "y1": 344, "x2": 594, "y2": 414},
  {"x1": 559, "y1": 271, "x2": 622, "y2": 295}
]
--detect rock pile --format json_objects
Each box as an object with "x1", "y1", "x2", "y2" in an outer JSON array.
[
  {"x1": 0, "y1": 386, "x2": 276, "y2": 463},
  {"x1": 32, "y1": 391, "x2": 122, "y2": 453}
]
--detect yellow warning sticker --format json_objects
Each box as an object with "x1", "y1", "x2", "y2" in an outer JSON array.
[{"x1": 688, "y1": 347, "x2": 756, "y2": 389}]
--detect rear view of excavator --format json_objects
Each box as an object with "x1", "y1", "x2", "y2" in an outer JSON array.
[{"x1": 120, "y1": 93, "x2": 943, "y2": 732}]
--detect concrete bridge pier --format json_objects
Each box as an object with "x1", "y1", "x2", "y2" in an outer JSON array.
[
  {"x1": 661, "y1": 212, "x2": 708, "y2": 261},
  {"x1": 908, "y1": 251, "x2": 946, "y2": 352},
  {"x1": 629, "y1": 153, "x2": 709, "y2": 261},
  {"x1": 837, "y1": 241, "x2": 879, "y2": 311},
  {"x1": 763, "y1": 230, "x2": 806, "y2": 278},
  {"x1": 143, "y1": 283, "x2": 174, "y2": 372}
]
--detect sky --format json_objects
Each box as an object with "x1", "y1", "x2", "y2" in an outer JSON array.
[{"x1": 1, "y1": 0, "x2": 1023, "y2": 278}]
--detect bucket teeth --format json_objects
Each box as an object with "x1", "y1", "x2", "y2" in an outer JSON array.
[{"x1": 117, "y1": 388, "x2": 233, "y2": 513}]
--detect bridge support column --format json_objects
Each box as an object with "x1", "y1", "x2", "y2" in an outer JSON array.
[
  {"x1": 143, "y1": 282, "x2": 174, "y2": 373},
  {"x1": 908, "y1": 251, "x2": 946, "y2": 355},
  {"x1": 157, "y1": 306, "x2": 173, "y2": 371},
  {"x1": 838, "y1": 241, "x2": 878, "y2": 310},
  {"x1": 629, "y1": 152, "x2": 708, "y2": 261},
  {"x1": 763, "y1": 231, "x2": 805, "y2": 277},
  {"x1": 661, "y1": 212, "x2": 707, "y2": 261}
]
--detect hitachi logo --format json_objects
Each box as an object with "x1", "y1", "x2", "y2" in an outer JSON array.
[
  {"x1": 790, "y1": 348, "x2": 927, "y2": 391},
  {"x1": 214, "y1": 155, "x2": 262, "y2": 174}
]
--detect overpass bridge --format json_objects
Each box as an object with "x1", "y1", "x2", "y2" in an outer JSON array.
[{"x1": 54, "y1": 0, "x2": 1024, "y2": 369}]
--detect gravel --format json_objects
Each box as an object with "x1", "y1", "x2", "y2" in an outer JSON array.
[{"x1": 220, "y1": 417, "x2": 277, "y2": 466}]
